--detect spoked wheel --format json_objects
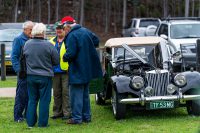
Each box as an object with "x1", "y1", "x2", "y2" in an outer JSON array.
[
  {"x1": 111, "y1": 86, "x2": 127, "y2": 120},
  {"x1": 95, "y1": 92, "x2": 105, "y2": 105}
]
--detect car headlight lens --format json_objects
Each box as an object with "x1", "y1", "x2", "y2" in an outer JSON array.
[
  {"x1": 167, "y1": 84, "x2": 178, "y2": 94},
  {"x1": 131, "y1": 76, "x2": 144, "y2": 90},
  {"x1": 174, "y1": 74, "x2": 187, "y2": 87},
  {"x1": 144, "y1": 86, "x2": 154, "y2": 96}
]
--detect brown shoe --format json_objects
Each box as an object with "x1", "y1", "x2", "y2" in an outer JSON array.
[{"x1": 67, "y1": 119, "x2": 81, "y2": 124}]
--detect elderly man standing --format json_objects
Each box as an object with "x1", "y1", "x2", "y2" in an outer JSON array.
[
  {"x1": 24, "y1": 23, "x2": 59, "y2": 127},
  {"x1": 50, "y1": 21, "x2": 70, "y2": 120},
  {"x1": 62, "y1": 16, "x2": 103, "y2": 124},
  {"x1": 11, "y1": 21, "x2": 34, "y2": 122}
]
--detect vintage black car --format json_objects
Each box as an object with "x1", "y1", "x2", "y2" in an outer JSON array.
[{"x1": 95, "y1": 37, "x2": 200, "y2": 120}]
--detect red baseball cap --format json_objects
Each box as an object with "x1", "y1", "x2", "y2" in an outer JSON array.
[{"x1": 61, "y1": 16, "x2": 75, "y2": 24}]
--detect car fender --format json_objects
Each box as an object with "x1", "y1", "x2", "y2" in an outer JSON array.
[
  {"x1": 181, "y1": 71, "x2": 200, "y2": 93},
  {"x1": 110, "y1": 75, "x2": 140, "y2": 96}
]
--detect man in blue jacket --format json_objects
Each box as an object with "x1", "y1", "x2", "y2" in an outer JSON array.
[
  {"x1": 11, "y1": 21, "x2": 34, "y2": 122},
  {"x1": 61, "y1": 16, "x2": 103, "y2": 124}
]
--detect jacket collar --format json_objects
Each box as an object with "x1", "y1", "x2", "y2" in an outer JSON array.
[
  {"x1": 70, "y1": 24, "x2": 81, "y2": 32},
  {"x1": 21, "y1": 32, "x2": 29, "y2": 41}
]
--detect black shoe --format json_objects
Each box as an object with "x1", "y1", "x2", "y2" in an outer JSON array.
[
  {"x1": 15, "y1": 118, "x2": 24, "y2": 123},
  {"x1": 62, "y1": 116, "x2": 70, "y2": 120},
  {"x1": 83, "y1": 119, "x2": 91, "y2": 123},
  {"x1": 50, "y1": 115, "x2": 62, "y2": 119}
]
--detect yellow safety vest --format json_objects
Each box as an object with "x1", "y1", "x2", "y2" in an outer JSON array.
[{"x1": 49, "y1": 37, "x2": 69, "y2": 71}]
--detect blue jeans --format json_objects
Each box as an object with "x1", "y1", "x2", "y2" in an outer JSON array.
[
  {"x1": 70, "y1": 83, "x2": 91, "y2": 123},
  {"x1": 14, "y1": 77, "x2": 28, "y2": 121},
  {"x1": 26, "y1": 75, "x2": 52, "y2": 127}
]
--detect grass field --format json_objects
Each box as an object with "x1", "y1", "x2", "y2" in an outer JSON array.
[
  {"x1": 0, "y1": 96, "x2": 200, "y2": 133},
  {"x1": 0, "y1": 76, "x2": 17, "y2": 88}
]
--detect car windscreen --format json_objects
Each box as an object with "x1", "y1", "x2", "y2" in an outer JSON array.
[
  {"x1": 139, "y1": 20, "x2": 160, "y2": 27},
  {"x1": 170, "y1": 24, "x2": 200, "y2": 39},
  {"x1": 114, "y1": 44, "x2": 162, "y2": 68},
  {"x1": 114, "y1": 45, "x2": 156, "y2": 59},
  {"x1": 0, "y1": 29, "x2": 22, "y2": 42}
]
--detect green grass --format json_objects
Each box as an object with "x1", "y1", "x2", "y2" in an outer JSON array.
[
  {"x1": 0, "y1": 96, "x2": 200, "y2": 133},
  {"x1": 0, "y1": 76, "x2": 17, "y2": 88}
]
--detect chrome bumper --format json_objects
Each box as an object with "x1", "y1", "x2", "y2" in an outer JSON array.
[{"x1": 120, "y1": 95, "x2": 200, "y2": 104}]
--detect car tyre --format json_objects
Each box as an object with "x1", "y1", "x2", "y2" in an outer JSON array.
[
  {"x1": 95, "y1": 92, "x2": 105, "y2": 105},
  {"x1": 111, "y1": 86, "x2": 127, "y2": 120}
]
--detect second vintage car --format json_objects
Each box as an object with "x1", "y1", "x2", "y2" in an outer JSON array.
[{"x1": 95, "y1": 36, "x2": 200, "y2": 120}]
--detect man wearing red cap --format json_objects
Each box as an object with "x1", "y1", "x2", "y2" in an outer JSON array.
[{"x1": 62, "y1": 16, "x2": 103, "y2": 124}]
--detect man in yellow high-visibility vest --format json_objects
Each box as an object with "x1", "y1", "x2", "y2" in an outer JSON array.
[{"x1": 49, "y1": 21, "x2": 70, "y2": 120}]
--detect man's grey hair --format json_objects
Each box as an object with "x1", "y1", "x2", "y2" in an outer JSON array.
[
  {"x1": 31, "y1": 23, "x2": 46, "y2": 36},
  {"x1": 23, "y1": 21, "x2": 34, "y2": 29}
]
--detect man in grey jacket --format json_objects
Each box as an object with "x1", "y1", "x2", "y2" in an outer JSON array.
[{"x1": 24, "y1": 23, "x2": 59, "y2": 128}]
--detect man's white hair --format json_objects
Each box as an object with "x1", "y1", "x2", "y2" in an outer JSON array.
[
  {"x1": 23, "y1": 21, "x2": 34, "y2": 29},
  {"x1": 31, "y1": 23, "x2": 46, "y2": 36}
]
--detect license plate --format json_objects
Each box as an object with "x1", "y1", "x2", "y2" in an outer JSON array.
[
  {"x1": 5, "y1": 61, "x2": 12, "y2": 66},
  {"x1": 148, "y1": 101, "x2": 174, "y2": 110}
]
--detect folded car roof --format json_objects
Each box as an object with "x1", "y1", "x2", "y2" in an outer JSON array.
[{"x1": 105, "y1": 37, "x2": 162, "y2": 47}]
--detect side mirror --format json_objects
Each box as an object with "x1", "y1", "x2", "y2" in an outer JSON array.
[{"x1": 160, "y1": 34, "x2": 168, "y2": 40}]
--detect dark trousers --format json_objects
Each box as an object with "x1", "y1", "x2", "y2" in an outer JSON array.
[
  {"x1": 26, "y1": 75, "x2": 52, "y2": 127},
  {"x1": 53, "y1": 73, "x2": 70, "y2": 117},
  {"x1": 70, "y1": 83, "x2": 91, "y2": 123},
  {"x1": 14, "y1": 77, "x2": 28, "y2": 121}
]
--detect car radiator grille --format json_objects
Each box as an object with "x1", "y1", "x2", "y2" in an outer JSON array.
[{"x1": 146, "y1": 70, "x2": 169, "y2": 96}]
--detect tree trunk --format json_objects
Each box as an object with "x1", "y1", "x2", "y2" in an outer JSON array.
[
  {"x1": 113, "y1": 0, "x2": 117, "y2": 34},
  {"x1": 80, "y1": 0, "x2": 84, "y2": 25},
  {"x1": 31, "y1": 0, "x2": 34, "y2": 15},
  {"x1": 172, "y1": 0, "x2": 176, "y2": 17},
  {"x1": 163, "y1": 0, "x2": 168, "y2": 17},
  {"x1": 105, "y1": 0, "x2": 108, "y2": 33},
  {"x1": 145, "y1": 0, "x2": 149, "y2": 17},
  {"x1": 177, "y1": 0, "x2": 181, "y2": 17},
  {"x1": 192, "y1": 0, "x2": 195, "y2": 17},
  {"x1": 122, "y1": 0, "x2": 127, "y2": 27},
  {"x1": 38, "y1": 0, "x2": 41, "y2": 22},
  {"x1": 199, "y1": 0, "x2": 200, "y2": 17},
  {"x1": 56, "y1": 0, "x2": 59, "y2": 21},
  {"x1": 73, "y1": 0, "x2": 79, "y2": 22},
  {"x1": 185, "y1": 0, "x2": 189, "y2": 17},
  {"x1": 47, "y1": 0, "x2": 50, "y2": 24},
  {"x1": 0, "y1": 0, "x2": 2, "y2": 8},
  {"x1": 14, "y1": 0, "x2": 19, "y2": 22}
]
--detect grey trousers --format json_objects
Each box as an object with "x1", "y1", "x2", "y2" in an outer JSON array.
[{"x1": 52, "y1": 73, "x2": 70, "y2": 117}]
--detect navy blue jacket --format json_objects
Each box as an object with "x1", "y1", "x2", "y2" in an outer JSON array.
[
  {"x1": 63, "y1": 24, "x2": 103, "y2": 84},
  {"x1": 11, "y1": 32, "x2": 29, "y2": 73}
]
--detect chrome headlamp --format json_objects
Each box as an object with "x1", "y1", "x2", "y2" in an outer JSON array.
[
  {"x1": 144, "y1": 86, "x2": 154, "y2": 96},
  {"x1": 167, "y1": 84, "x2": 178, "y2": 94},
  {"x1": 131, "y1": 76, "x2": 144, "y2": 90},
  {"x1": 174, "y1": 74, "x2": 187, "y2": 87}
]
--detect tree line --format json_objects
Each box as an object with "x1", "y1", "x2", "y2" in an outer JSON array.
[{"x1": 0, "y1": 0, "x2": 200, "y2": 41}]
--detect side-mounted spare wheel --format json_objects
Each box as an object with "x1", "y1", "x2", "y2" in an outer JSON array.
[
  {"x1": 111, "y1": 85, "x2": 127, "y2": 120},
  {"x1": 186, "y1": 89, "x2": 200, "y2": 116}
]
